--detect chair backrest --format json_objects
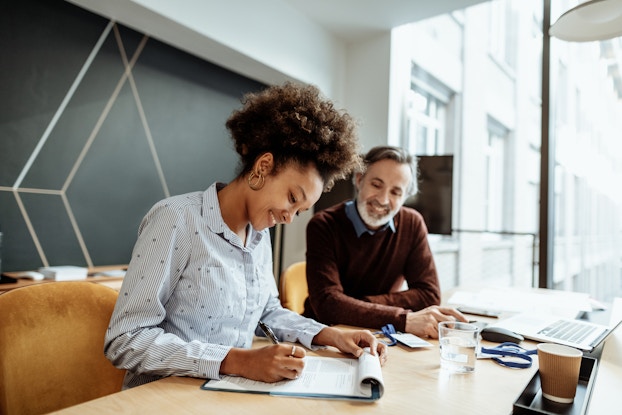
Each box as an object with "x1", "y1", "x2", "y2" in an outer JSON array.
[
  {"x1": 279, "y1": 261, "x2": 308, "y2": 314},
  {"x1": 0, "y1": 281, "x2": 126, "y2": 415}
]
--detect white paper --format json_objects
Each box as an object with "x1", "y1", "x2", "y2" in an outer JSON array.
[
  {"x1": 201, "y1": 351, "x2": 384, "y2": 400},
  {"x1": 38, "y1": 265, "x2": 88, "y2": 281},
  {"x1": 448, "y1": 288, "x2": 592, "y2": 317}
]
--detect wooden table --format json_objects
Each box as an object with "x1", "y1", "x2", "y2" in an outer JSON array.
[
  {"x1": 49, "y1": 335, "x2": 539, "y2": 415},
  {"x1": 47, "y1": 289, "x2": 622, "y2": 414}
]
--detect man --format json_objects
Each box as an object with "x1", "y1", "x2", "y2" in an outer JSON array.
[{"x1": 303, "y1": 146, "x2": 466, "y2": 338}]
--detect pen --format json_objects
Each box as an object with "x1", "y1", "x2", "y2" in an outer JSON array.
[
  {"x1": 258, "y1": 320, "x2": 280, "y2": 344},
  {"x1": 457, "y1": 306, "x2": 501, "y2": 318}
]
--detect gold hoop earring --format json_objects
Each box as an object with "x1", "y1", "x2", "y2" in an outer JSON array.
[{"x1": 248, "y1": 171, "x2": 265, "y2": 191}]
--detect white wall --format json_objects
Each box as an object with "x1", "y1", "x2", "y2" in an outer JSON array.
[
  {"x1": 68, "y1": 0, "x2": 345, "y2": 99},
  {"x1": 343, "y1": 33, "x2": 392, "y2": 152}
]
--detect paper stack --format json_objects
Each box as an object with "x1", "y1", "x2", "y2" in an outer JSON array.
[{"x1": 38, "y1": 266, "x2": 88, "y2": 281}]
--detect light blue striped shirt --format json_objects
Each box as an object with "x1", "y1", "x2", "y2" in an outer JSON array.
[{"x1": 105, "y1": 182, "x2": 325, "y2": 388}]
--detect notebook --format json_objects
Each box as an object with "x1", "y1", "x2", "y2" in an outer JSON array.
[{"x1": 490, "y1": 313, "x2": 622, "y2": 352}]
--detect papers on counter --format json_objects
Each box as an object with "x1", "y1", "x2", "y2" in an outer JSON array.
[
  {"x1": 448, "y1": 288, "x2": 593, "y2": 319},
  {"x1": 38, "y1": 266, "x2": 88, "y2": 281}
]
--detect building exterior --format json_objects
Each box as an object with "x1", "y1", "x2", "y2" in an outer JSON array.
[{"x1": 393, "y1": 0, "x2": 622, "y2": 301}]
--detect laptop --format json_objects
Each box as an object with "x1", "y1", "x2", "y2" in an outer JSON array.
[{"x1": 490, "y1": 312, "x2": 622, "y2": 352}]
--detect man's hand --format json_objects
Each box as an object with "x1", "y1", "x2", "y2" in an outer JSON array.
[{"x1": 405, "y1": 306, "x2": 468, "y2": 338}]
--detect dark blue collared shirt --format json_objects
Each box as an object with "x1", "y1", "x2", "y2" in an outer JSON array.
[{"x1": 344, "y1": 200, "x2": 396, "y2": 237}]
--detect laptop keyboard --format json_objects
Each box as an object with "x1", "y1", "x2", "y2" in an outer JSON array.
[{"x1": 538, "y1": 320, "x2": 597, "y2": 343}]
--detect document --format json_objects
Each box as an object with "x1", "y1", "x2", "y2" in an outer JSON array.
[
  {"x1": 448, "y1": 288, "x2": 592, "y2": 318},
  {"x1": 201, "y1": 350, "x2": 384, "y2": 401},
  {"x1": 38, "y1": 265, "x2": 88, "y2": 281}
]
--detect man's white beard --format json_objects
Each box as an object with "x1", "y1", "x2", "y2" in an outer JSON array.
[{"x1": 356, "y1": 200, "x2": 393, "y2": 229}]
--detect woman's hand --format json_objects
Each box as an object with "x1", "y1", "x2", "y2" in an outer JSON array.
[
  {"x1": 405, "y1": 305, "x2": 468, "y2": 338},
  {"x1": 220, "y1": 344, "x2": 306, "y2": 382},
  {"x1": 313, "y1": 327, "x2": 388, "y2": 366}
]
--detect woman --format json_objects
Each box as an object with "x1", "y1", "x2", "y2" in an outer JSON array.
[{"x1": 105, "y1": 82, "x2": 388, "y2": 389}]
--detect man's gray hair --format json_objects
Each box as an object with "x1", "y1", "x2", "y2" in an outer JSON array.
[{"x1": 359, "y1": 146, "x2": 418, "y2": 196}]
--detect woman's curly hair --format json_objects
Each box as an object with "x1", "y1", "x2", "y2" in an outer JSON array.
[{"x1": 226, "y1": 82, "x2": 361, "y2": 191}]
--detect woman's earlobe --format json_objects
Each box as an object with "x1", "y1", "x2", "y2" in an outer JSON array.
[{"x1": 248, "y1": 171, "x2": 265, "y2": 191}]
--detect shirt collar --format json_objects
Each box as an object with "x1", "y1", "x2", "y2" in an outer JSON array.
[
  {"x1": 204, "y1": 182, "x2": 264, "y2": 250},
  {"x1": 344, "y1": 200, "x2": 396, "y2": 237}
]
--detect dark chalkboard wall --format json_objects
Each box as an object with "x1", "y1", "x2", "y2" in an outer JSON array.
[{"x1": 0, "y1": 0, "x2": 265, "y2": 271}]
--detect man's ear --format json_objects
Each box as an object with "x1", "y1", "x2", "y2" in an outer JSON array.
[
  {"x1": 354, "y1": 172, "x2": 363, "y2": 189},
  {"x1": 255, "y1": 152, "x2": 274, "y2": 174}
]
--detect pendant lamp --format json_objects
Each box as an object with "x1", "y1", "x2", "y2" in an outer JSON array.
[{"x1": 549, "y1": 0, "x2": 622, "y2": 41}]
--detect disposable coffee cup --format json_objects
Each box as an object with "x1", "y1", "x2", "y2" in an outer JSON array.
[
  {"x1": 537, "y1": 343, "x2": 582, "y2": 403},
  {"x1": 438, "y1": 321, "x2": 479, "y2": 373}
]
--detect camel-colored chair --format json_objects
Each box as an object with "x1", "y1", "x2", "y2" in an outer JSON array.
[
  {"x1": 279, "y1": 261, "x2": 308, "y2": 314},
  {"x1": 0, "y1": 281, "x2": 126, "y2": 415}
]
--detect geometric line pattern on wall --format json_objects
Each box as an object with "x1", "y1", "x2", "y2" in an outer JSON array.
[
  {"x1": 8, "y1": 22, "x2": 163, "y2": 268},
  {"x1": 1, "y1": 0, "x2": 263, "y2": 272},
  {"x1": 9, "y1": 22, "x2": 114, "y2": 268}
]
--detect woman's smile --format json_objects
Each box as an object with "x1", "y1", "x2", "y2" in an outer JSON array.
[{"x1": 269, "y1": 210, "x2": 278, "y2": 226}]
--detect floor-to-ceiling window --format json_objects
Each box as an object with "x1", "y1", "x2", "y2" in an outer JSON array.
[{"x1": 395, "y1": 0, "x2": 622, "y2": 301}]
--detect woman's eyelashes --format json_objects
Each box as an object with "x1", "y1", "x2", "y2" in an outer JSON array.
[{"x1": 289, "y1": 191, "x2": 306, "y2": 216}]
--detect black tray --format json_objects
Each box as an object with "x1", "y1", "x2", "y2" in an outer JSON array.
[{"x1": 513, "y1": 356, "x2": 598, "y2": 415}]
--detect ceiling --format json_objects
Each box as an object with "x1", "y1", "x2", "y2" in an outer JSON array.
[
  {"x1": 281, "y1": 0, "x2": 489, "y2": 42},
  {"x1": 66, "y1": 0, "x2": 492, "y2": 89}
]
